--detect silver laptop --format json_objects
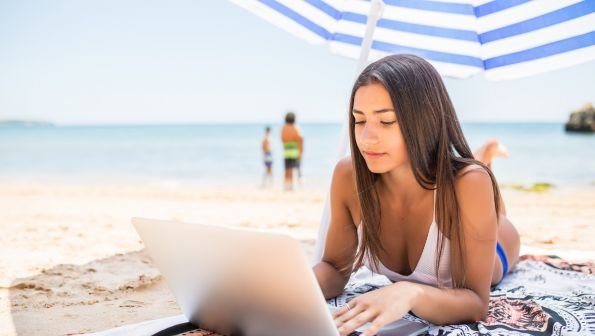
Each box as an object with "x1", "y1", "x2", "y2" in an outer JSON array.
[{"x1": 132, "y1": 217, "x2": 429, "y2": 336}]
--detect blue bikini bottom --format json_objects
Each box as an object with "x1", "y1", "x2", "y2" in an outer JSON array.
[{"x1": 496, "y1": 242, "x2": 509, "y2": 280}]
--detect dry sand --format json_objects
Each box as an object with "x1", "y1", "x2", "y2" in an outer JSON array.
[{"x1": 1, "y1": 182, "x2": 593, "y2": 335}]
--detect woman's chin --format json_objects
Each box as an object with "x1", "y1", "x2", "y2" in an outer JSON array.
[{"x1": 365, "y1": 163, "x2": 390, "y2": 174}]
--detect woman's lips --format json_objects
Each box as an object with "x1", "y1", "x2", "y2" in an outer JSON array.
[{"x1": 362, "y1": 151, "x2": 386, "y2": 159}]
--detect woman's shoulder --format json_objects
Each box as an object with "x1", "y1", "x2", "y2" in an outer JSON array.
[
  {"x1": 333, "y1": 157, "x2": 355, "y2": 180},
  {"x1": 457, "y1": 163, "x2": 490, "y2": 182},
  {"x1": 331, "y1": 157, "x2": 360, "y2": 221},
  {"x1": 332, "y1": 158, "x2": 358, "y2": 197},
  {"x1": 455, "y1": 163, "x2": 493, "y2": 193},
  {"x1": 454, "y1": 165, "x2": 498, "y2": 240}
]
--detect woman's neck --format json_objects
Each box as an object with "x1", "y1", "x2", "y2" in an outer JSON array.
[{"x1": 378, "y1": 164, "x2": 430, "y2": 206}]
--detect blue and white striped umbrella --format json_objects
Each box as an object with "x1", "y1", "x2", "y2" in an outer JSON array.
[
  {"x1": 233, "y1": 0, "x2": 595, "y2": 262},
  {"x1": 231, "y1": 0, "x2": 595, "y2": 80}
]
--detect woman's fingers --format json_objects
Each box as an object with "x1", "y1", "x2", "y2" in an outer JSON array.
[
  {"x1": 333, "y1": 300, "x2": 360, "y2": 319},
  {"x1": 336, "y1": 309, "x2": 377, "y2": 336},
  {"x1": 334, "y1": 301, "x2": 364, "y2": 324},
  {"x1": 360, "y1": 314, "x2": 392, "y2": 336},
  {"x1": 332, "y1": 302, "x2": 351, "y2": 319}
]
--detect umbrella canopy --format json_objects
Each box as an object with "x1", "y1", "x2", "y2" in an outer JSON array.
[
  {"x1": 231, "y1": 0, "x2": 595, "y2": 80},
  {"x1": 231, "y1": 0, "x2": 595, "y2": 262}
]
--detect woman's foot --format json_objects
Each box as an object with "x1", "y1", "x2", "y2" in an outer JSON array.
[{"x1": 474, "y1": 139, "x2": 509, "y2": 168}]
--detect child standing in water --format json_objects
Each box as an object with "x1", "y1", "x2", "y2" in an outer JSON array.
[
  {"x1": 313, "y1": 54, "x2": 520, "y2": 335},
  {"x1": 261, "y1": 126, "x2": 273, "y2": 188}
]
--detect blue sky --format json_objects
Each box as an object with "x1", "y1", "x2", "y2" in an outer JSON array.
[{"x1": 1, "y1": 0, "x2": 594, "y2": 125}]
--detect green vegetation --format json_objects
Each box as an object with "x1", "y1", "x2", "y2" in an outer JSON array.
[{"x1": 502, "y1": 182, "x2": 555, "y2": 193}]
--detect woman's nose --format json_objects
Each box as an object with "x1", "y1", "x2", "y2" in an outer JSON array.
[{"x1": 361, "y1": 124, "x2": 380, "y2": 144}]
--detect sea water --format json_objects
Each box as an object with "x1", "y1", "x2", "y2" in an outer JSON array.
[{"x1": 1, "y1": 123, "x2": 593, "y2": 188}]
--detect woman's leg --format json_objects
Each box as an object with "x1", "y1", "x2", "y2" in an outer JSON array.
[
  {"x1": 473, "y1": 139, "x2": 509, "y2": 169},
  {"x1": 473, "y1": 140, "x2": 520, "y2": 285},
  {"x1": 491, "y1": 215, "x2": 521, "y2": 285}
]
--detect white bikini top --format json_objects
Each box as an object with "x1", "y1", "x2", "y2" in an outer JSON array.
[{"x1": 359, "y1": 190, "x2": 453, "y2": 288}]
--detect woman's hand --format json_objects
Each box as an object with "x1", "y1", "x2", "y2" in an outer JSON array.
[{"x1": 333, "y1": 281, "x2": 422, "y2": 336}]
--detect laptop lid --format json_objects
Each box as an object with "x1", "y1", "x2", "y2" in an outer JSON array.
[{"x1": 132, "y1": 217, "x2": 339, "y2": 336}]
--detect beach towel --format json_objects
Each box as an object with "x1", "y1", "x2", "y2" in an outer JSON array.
[{"x1": 90, "y1": 252, "x2": 595, "y2": 336}]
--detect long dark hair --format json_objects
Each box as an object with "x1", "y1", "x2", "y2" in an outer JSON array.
[{"x1": 349, "y1": 54, "x2": 501, "y2": 288}]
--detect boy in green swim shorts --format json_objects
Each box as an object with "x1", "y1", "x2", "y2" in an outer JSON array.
[{"x1": 281, "y1": 112, "x2": 303, "y2": 191}]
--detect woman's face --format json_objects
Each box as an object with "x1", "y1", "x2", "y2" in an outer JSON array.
[{"x1": 353, "y1": 83, "x2": 408, "y2": 174}]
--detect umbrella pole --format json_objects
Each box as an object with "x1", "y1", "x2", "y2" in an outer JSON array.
[
  {"x1": 356, "y1": 0, "x2": 385, "y2": 74},
  {"x1": 337, "y1": 0, "x2": 385, "y2": 159},
  {"x1": 313, "y1": 0, "x2": 385, "y2": 263}
]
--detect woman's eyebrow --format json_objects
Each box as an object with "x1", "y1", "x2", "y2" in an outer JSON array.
[{"x1": 352, "y1": 108, "x2": 395, "y2": 114}]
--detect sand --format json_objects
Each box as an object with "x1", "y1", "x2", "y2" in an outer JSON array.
[{"x1": 1, "y1": 182, "x2": 594, "y2": 335}]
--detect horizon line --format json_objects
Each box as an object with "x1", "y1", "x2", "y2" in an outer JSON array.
[{"x1": 0, "y1": 119, "x2": 568, "y2": 127}]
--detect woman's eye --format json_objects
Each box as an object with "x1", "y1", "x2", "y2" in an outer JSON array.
[
  {"x1": 381, "y1": 121, "x2": 397, "y2": 125},
  {"x1": 354, "y1": 120, "x2": 366, "y2": 125}
]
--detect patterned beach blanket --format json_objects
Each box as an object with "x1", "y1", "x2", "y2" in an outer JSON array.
[{"x1": 157, "y1": 255, "x2": 595, "y2": 336}]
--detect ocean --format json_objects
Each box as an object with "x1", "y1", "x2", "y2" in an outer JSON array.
[{"x1": 1, "y1": 123, "x2": 593, "y2": 188}]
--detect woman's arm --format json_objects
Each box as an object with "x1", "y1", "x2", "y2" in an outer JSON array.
[
  {"x1": 408, "y1": 283, "x2": 486, "y2": 324},
  {"x1": 313, "y1": 261, "x2": 347, "y2": 299},
  {"x1": 411, "y1": 166, "x2": 498, "y2": 323},
  {"x1": 313, "y1": 158, "x2": 359, "y2": 299},
  {"x1": 334, "y1": 167, "x2": 498, "y2": 335}
]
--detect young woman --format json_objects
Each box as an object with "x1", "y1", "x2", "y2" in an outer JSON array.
[{"x1": 313, "y1": 54, "x2": 520, "y2": 336}]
